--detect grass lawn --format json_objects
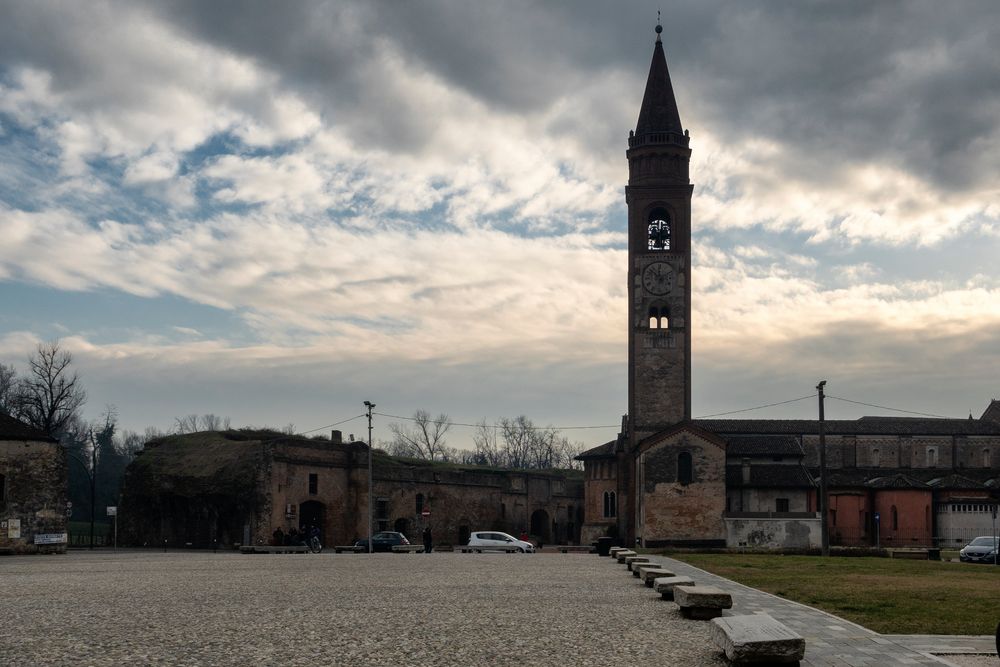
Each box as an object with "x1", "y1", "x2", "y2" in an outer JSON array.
[{"x1": 668, "y1": 553, "x2": 1000, "y2": 635}]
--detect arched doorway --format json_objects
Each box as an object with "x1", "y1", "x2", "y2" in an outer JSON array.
[
  {"x1": 394, "y1": 517, "x2": 409, "y2": 537},
  {"x1": 299, "y1": 500, "x2": 325, "y2": 540},
  {"x1": 530, "y1": 509, "x2": 551, "y2": 543}
]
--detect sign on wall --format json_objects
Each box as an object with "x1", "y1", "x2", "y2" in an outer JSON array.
[
  {"x1": 34, "y1": 533, "x2": 68, "y2": 545},
  {"x1": 7, "y1": 518, "x2": 20, "y2": 539}
]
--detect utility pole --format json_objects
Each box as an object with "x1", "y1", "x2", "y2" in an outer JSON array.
[
  {"x1": 817, "y1": 380, "x2": 829, "y2": 557},
  {"x1": 364, "y1": 401, "x2": 375, "y2": 554}
]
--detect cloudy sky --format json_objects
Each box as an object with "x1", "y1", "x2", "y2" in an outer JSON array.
[{"x1": 2, "y1": 1, "x2": 999, "y2": 447}]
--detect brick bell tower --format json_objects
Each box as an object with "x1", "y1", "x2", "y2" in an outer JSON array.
[{"x1": 620, "y1": 21, "x2": 693, "y2": 541}]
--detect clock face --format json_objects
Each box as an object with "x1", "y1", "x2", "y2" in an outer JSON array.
[{"x1": 642, "y1": 261, "x2": 674, "y2": 295}]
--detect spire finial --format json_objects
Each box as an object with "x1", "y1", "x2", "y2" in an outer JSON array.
[{"x1": 655, "y1": 11, "x2": 663, "y2": 43}]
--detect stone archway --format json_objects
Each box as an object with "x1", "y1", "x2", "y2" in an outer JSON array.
[
  {"x1": 299, "y1": 500, "x2": 325, "y2": 540},
  {"x1": 530, "y1": 509, "x2": 551, "y2": 543},
  {"x1": 394, "y1": 517, "x2": 410, "y2": 538}
]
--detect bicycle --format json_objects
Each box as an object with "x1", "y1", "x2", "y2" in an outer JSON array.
[{"x1": 308, "y1": 536, "x2": 322, "y2": 553}]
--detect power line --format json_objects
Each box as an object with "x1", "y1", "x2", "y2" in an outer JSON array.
[
  {"x1": 694, "y1": 394, "x2": 815, "y2": 419},
  {"x1": 298, "y1": 414, "x2": 366, "y2": 436},
  {"x1": 373, "y1": 411, "x2": 619, "y2": 431},
  {"x1": 826, "y1": 395, "x2": 956, "y2": 420}
]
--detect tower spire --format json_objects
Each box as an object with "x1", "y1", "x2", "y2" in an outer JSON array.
[{"x1": 634, "y1": 19, "x2": 683, "y2": 138}]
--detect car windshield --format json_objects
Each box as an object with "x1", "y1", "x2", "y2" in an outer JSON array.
[{"x1": 970, "y1": 537, "x2": 997, "y2": 546}]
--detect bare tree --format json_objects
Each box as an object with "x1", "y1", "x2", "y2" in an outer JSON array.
[
  {"x1": 0, "y1": 363, "x2": 17, "y2": 416},
  {"x1": 174, "y1": 414, "x2": 199, "y2": 434},
  {"x1": 15, "y1": 341, "x2": 87, "y2": 436},
  {"x1": 198, "y1": 414, "x2": 230, "y2": 431},
  {"x1": 388, "y1": 410, "x2": 452, "y2": 461},
  {"x1": 472, "y1": 415, "x2": 581, "y2": 470}
]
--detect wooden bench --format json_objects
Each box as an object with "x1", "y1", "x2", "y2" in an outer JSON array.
[
  {"x1": 240, "y1": 545, "x2": 308, "y2": 554},
  {"x1": 710, "y1": 614, "x2": 805, "y2": 665},
  {"x1": 674, "y1": 585, "x2": 733, "y2": 620},
  {"x1": 391, "y1": 544, "x2": 425, "y2": 553},
  {"x1": 637, "y1": 566, "x2": 675, "y2": 586},
  {"x1": 624, "y1": 555, "x2": 650, "y2": 571},
  {"x1": 615, "y1": 550, "x2": 637, "y2": 564},
  {"x1": 653, "y1": 575, "x2": 695, "y2": 600},
  {"x1": 333, "y1": 545, "x2": 363, "y2": 553}
]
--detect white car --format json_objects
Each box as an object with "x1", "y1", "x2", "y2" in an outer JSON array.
[{"x1": 467, "y1": 531, "x2": 535, "y2": 553}]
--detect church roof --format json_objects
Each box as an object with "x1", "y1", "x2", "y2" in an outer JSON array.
[
  {"x1": 0, "y1": 413, "x2": 56, "y2": 442},
  {"x1": 725, "y1": 464, "x2": 815, "y2": 488},
  {"x1": 865, "y1": 473, "x2": 930, "y2": 489},
  {"x1": 576, "y1": 439, "x2": 616, "y2": 460},
  {"x1": 926, "y1": 474, "x2": 988, "y2": 490},
  {"x1": 724, "y1": 435, "x2": 803, "y2": 457},
  {"x1": 634, "y1": 29, "x2": 683, "y2": 136},
  {"x1": 693, "y1": 416, "x2": 1000, "y2": 436}
]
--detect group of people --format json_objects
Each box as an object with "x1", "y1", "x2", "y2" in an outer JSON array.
[{"x1": 272, "y1": 525, "x2": 320, "y2": 547}]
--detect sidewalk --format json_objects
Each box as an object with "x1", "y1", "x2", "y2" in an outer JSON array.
[{"x1": 646, "y1": 556, "x2": 996, "y2": 666}]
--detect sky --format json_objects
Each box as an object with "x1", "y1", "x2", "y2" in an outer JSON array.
[{"x1": 1, "y1": 1, "x2": 999, "y2": 449}]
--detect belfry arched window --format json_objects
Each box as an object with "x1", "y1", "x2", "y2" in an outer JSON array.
[
  {"x1": 648, "y1": 306, "x2": 670, "y2": 330},
  {"x1": 678, "y1": 452, "x2": 693, "y2": 485},
  {"x1": 603, "y1": 491, "x2": 617, "y2": 518},
  {"x1": 647, "y1": 209, "x2": 671, "y2": 251}
]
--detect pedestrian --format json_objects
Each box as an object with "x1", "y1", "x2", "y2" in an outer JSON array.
[
  {"x1": 422, "y1": 525, "x2": 433, "y2": 553},
  {"x1": 287, "y1": 527, "x2": 298, "y2": 546},
  {"x1": 272, "y1": 526, "x2": 284, "y2": 546}
]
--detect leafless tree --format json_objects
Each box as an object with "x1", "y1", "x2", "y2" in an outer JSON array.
[
  {"x1": 0, "y1": 363, "x2": 18, "y2": 416},
  {"x1": 15, "y1": 341, "x2": 87, "y2": 436},
  {"x1": 472, "y1": 415, "x2": 582, "y2": 470},
  {"x1": 174, "y1": 414, "x2": 199, "y2": 434},
  {"x1": 388, "y1": 410, "x2": 452, "y2": 461},
  {"x1": 198, "y1": 414, "x2": 230, "y2": 431}
]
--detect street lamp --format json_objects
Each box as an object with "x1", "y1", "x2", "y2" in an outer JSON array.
[
  {"x1": 63, "y1": 434, "x2": 98, "y2": 550},
  {"x1": 364, "y1": 401, "x2": 375, "y2": 554},
  {"x1": 817, "y1": 380, "x2": 829, "y2": 557}
]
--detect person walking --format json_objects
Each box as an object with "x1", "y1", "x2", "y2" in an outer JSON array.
[{"x1": 422, "y1": 525, "x2": 433, "y2": 553}]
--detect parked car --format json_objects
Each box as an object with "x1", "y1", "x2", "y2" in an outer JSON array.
[
  {"x1": 959, "y1": 536, "x2": 998, "y2": 563},
  {"x1": 354, "y1": 531, "x2": 410, "y2": 552},
  {"x1": 467, "y1": 531, "x2": 535, "y2": 553}
]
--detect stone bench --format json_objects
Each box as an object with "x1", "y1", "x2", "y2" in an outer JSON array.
[
  {"x1": 615, "y1": 550, "x2": 637, "y2": 563},
  {"x1": 637, "y1": 566, "x2": 675, "y2": 587},
  {"x1": 674, "y1": 585, "x2": 733, "y2": 620},
  {"x1": 608, "y1": 546, "x2": 627, "y2": 558},
  {"x1": 624, "y1": 555, "x2": 650, "y2": 571},
  {"x1": 391, "y1": 544, "x2": 425, "y2": 553},
  {"x1": 558, "y1": 546, "x2": 595, "y2": 554},
  {"x1": 710, "y1": 614, "x2": 805, "y2": 665},
  {"x1": 240, "y1": 545, "x2": 308, "y2": 554},
  {"x1": 333, "y1": 545, "x2": 363, "y2": 553},
  {"x1": 653, "y1": 575, "x2": 695, "y2": 600}
]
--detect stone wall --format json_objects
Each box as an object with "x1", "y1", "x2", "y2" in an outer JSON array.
[
  {"x1": 725, "y1": 516, "x2": 820, "y2": 549},
  {"x1": 0, "y1": 439, "x2": 68, "y2": 554}
]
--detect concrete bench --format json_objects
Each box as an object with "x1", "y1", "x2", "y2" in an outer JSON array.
[
  {"x1": 615, "y1": 550, "x2": 637, "y2": 563},
  {"x1": 457, "y1": 544, "x2": 522, "y2": 553},
  {"x1": 333, "y1": 545, "x2": 363, "y2": 553},
  {"x1": 653, "y1": 575, "x2": 695, "y2": 600},
  {"x1": 608, "y1": 547, "x2": 627, "y2": 558},
  {"x1": 674, "y1": 585, "x2": 733, "y2": 620},
  {"x1": 558, "y1": 546, "x2": 595, "y2": 554},
  {"x1": 637, "y1": 566, "x2": 675, "y2": 587},
  {"x1": 624, "y1": 555, "x2": 651, "y2": 571},
  {"x1": 391, "y1": 544, "x2": 425, "y2": 553},
  {"x1": 710, "y1": 614, "x2": 805, "y2": 665},
  {"x1": 240, "y1": 545, "x2": 308, "y2": 554}
]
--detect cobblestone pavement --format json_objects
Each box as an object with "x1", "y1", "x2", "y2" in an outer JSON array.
[
  {"x1": 2, "y1": 551, "x2": 994, "y2": 666},
  {"x1": 652, "y1": 555, "x2": 997, "y2": 667},
  {"x1": 0, "y1": 550, "x2": 727, "y2": 667}
]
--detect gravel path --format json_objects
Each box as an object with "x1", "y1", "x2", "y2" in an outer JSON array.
[{"x1": 0, "y1": 551, "x2": 726, "y2": 666}]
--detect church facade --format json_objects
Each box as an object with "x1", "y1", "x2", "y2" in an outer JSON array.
[{"x1": 578, "y1": 26, "x2": 1000, "y2": 550}]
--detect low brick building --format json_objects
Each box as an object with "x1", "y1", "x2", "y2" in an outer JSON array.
[
  {"x1": 120, "y1": 429, "x2": 583, "y2": 549},
  {"x1": 0, "y1": 414, "x2": 68, "y2": 554}
]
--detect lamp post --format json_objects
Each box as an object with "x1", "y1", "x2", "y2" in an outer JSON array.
[
  {"x1": 63, "y1": 436, "x2": 97, "y2": 550},
  {"x1": 817, "y1": 380, "x2": 829, "y2": 557},
  {"x1": 364, "y1": 401, "x2": 375, "y2": 554}
]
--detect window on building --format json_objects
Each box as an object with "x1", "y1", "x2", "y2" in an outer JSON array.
[
  {"x1": 775, "y1": 498, "x2": 790, "y2": 513},
  {"x1": 891, "y1": 505, "x2": 898, "y2": 531},
  {"x1": 416, "y1": 493, "x2": 424, "y2": 515},
  {"x1": 984, "y1": 449, "x2": 991, "y2": 467},
  {"x1": 308, "y1": 473, "x2": 318, "y2": 495},
  {"x1": 647, "y1": 210, "x2": 671, "y2": 251},
  {"x1": 830, "y1": 509, "x2": 837, "y2": 526},
  {"x1": 376, "y1": 498, "x2": 389, "y2": 532},
  {"x1": 872, "y1": 448, "x2": 880, "y2": 467},
  {"x1": 926, "y1": 447, "x2": 937, "y2": 467},
  {"x1": 678, "y1": 451, "x2": 693, "y2": 485},
  {"x1": 603, "y1": 491, "x2": 617, "y2": 518},
  {"x1": 648, "y1": 306, "x2": 670, "y2": 330},
  {"x1": 925, "y1": 505, "x2": 930, "y2": 530},
  {"x1": 501, "y1": 502, "x2": 506, "y2": 519}
]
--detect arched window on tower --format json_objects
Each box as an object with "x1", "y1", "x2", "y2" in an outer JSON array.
[
  {"x1": 891, "y1": 505, "x2": 898, "y2": 531},
  {"x1": 926, "y1": 447, "x2": 937, "y2": 467},
  {"x1": 872, "y1": 448, "x2": 880, "y2": 467},
  {"x1": 648, "y1": 306, "x2": 670, "y2": 330},
  {"x1": 678, "y1": 451, "x2": 693, "y2": 485},
  {"x1": 647, "y1": 209, "x2": 671, "y2": 251}
]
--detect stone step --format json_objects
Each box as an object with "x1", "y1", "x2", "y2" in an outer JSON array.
[{"x1": 710, "y1": 614, "x2": 805, "y2": 665}]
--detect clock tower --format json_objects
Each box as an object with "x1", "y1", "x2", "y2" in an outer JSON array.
[{"x1": 626, "y1": 23, "x2": 692, "y2": 448}]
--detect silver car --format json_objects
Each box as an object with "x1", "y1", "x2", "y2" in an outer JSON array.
[
  {"x1": 959, "y1": 536, "x2": 998, "y2": 563},
  {"x1": 467, "y1": 531, "x2": 535, "y2": 553}
]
